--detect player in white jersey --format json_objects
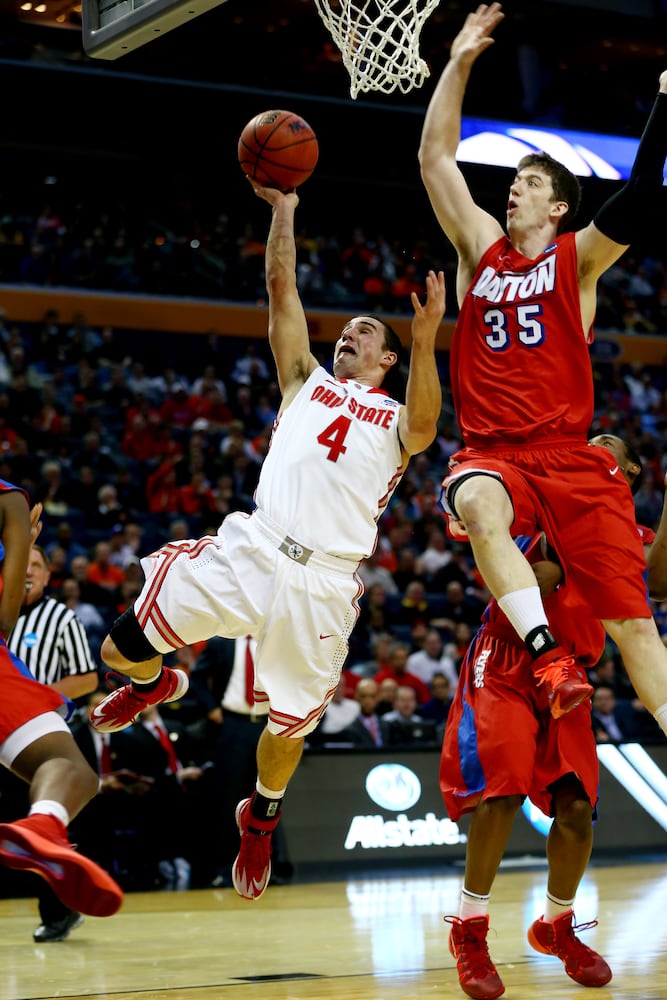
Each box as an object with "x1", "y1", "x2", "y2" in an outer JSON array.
[{"x1": 90, "y1": 181, "x2": 445, "y2": 900}]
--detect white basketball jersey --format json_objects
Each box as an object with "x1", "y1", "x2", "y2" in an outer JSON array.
[{"x1": 254, "y1": 367, "x2": 406, "y2": 560}]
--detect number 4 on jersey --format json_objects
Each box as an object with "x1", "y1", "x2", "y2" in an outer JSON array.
[{"x1": 317, "y1": 415, "x2": 351, "y2": 462}]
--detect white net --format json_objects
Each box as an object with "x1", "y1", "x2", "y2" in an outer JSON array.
[{"x1": 313, "y1": 0, "x2": 441, "y2": 100}]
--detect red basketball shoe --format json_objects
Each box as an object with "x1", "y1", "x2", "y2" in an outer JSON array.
[
  {"x1": 232, "y1": 795, "x2": 280, "y2": 901},
  {"x1": 446, "y1": 915, "x2": 505, "y2": 1000},
  {"x1": 90, "y1": 667, "x2": 190, "y2": 733},
  {"x1": 533, "y1": 654, "x2": 593, "y2": 719},
  {"x1": 527, "y1": 911, "x2": 612, "y2": 986},
  {"x1": 0, "y1": 814, "x2": 123, "y2": 917}
]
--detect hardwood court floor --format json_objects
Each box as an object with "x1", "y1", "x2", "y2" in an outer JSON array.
[{"x1": 1, "y1": 860, "x2": 666, "y2": 999}]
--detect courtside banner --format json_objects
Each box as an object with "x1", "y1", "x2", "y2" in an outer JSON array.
[{"x1": 281, "y1": 744, "x2": 667, "y2": 870}]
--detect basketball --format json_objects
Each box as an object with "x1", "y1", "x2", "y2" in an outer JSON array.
[{"x1": 238, "y1": 110, "x2": 319, "y2": 192}]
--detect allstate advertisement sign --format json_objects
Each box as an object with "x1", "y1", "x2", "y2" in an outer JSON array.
[{"x1": 344, "y1": 763, "x2": 466, "y2": 851}]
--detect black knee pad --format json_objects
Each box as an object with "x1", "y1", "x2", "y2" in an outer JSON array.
[
  {"x1": 110, "y1": 606, "x2": 160, "y2": 662},
  {"x1": 446, "y1": 470, "x2": 504, "y2": 520}
]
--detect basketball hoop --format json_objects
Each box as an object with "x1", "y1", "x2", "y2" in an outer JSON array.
[{"x1": 313, "y1": 0, "x2": 440, "y2": 100}]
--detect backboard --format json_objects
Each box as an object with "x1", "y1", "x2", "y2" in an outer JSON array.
[{"x1": 82, "y1": 0, "x2": 230, "y2": 59}]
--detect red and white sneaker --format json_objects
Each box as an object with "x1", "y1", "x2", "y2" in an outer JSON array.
[
  {"x1": 0, "y1": 814, "x2": 123, "y2": 917},
  {"x1": 446, "y1": 915, "x2": 505, "y2": 1000},
  {"x1": 533, "y1": 654, "x2": 593, "y2": 719},
  {"x1": 232, "y1": 795, "x2": 280, "y2": 901},
  {"x1": 527, "y1": 911, "x2": 612, "y2": 987},
  {"x1": 90, "y1": 668, "x2": 190, "y2": 733}
]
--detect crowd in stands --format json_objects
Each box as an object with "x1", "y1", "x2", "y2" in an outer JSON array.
[{"x1": 1, "y1": 192, "x2": 666, "y2": 332}]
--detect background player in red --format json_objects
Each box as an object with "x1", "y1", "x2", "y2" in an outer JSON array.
[
  {"x1": 88, "y1": 182, "x2": 445, "y2": 902},
  {"x1": 418, "y1": 2, "x2": 667, "y2": 733},
  {"x1": 442, "y1": 437, "x2": 649, "y2": 1000},
  {"x1": 0, "y1": 491, "x2": 122, "y2": 920}
]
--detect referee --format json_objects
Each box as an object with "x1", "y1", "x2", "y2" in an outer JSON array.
[
  {"x1": 8, "y1": 546, "x2": 99, "y2": 698},
  {"x1": 6, "y1": 544, "x2": 99, "y2": 942}
]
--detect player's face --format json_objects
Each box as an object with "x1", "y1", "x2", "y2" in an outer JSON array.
[
  {"x1": 506, "y1": 168, "x2": 558, "y2": 232},
  {"x1": 589, "y1": 434, "x2": 637, "y2": 488},
  {"x1": 25, "y1": 548, "x2": 50, "y2": 599},
  {"x1": 333, "y1": 316, "x2": 393, "y2": 381}
]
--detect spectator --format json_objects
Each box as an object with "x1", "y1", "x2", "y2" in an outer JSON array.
[
  {"x1": 315, "y1": 675, "x2": 361, "y2": 740},
  {"x1": 349, "y1": 631, "x2": 395, "y2": 681},
  {"x1": 70, "y1": 430, "x2": 118, "y2": 478},
  {"x1": 415, "y1": 526, "x2": 451, "y2": 583},
  {"x1": 86, "y1": 541, "x2": 125, "y2": 603},
  {"x1": 90, "y1": 484, "x2": 131, "y2": 534},
  {"x1": 376, "y1": 677, "x2": 399, "y2": 717},
  {"x1": 178, "y1": 471, "x2": 217, "y2": 521},
  {"x1": 108, "y1": 522, "x2": 144, "y2": 570},
  {"x1": 394, "y1": 579, "x2": 432, "y2": 630},
  {"x1": 109, "y1": 703, "x2": 211, "y2": 889},
  {"x1": 190, "y1": 364, "x2": 227, "y2": 402},
  {"x1": 432, "y1": 580, "x2": 484, "y2": 636},
  {"x1": 591, "y1": 684, "x2": 654, "y2": 743},
  {"x1": 230, "y1": 343, "x2": 271, "y2": 387},
  {"x1": 374, "y1": 641, "x2": 431, "y2": 705},
  {"x1": 380, "y1": 685, "x2": 436, "y2": 747},
  {"x1": 407, "y1": 628, "x2": 459, "y2": 690},
  {"x1": 45, "y1": 521, "x2": 88, "y2": 571},
  {"x1": 358, "y1": 551, "x2": 399, "y2": 596},
  {"x1": 59, "y1": 578, "x2": 107, "y2": 647},
  {"x1": 34, "y1": 459, "x2": 70, "y2": 517},
  {"x1": 419, "y1": 671, "x2": 454, "y2": 727},
  {"x1": 146, "y1": 458, "x2": 184, "y2": 516},
  {"x1": 337, "y1": 678, "x2": 384, "y2": 747}
]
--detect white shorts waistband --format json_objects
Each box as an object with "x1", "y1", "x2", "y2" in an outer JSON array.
[{"x1": 251, "y1": 509, "x2": 358, "y2": 577}]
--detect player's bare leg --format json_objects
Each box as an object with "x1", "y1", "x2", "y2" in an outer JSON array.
[
  {"x1": 528, "y1": 778, "x2": 611, "y2": 987},
  {"x1": 604, "y1": 616, "x2": 667, "y2": 734},
  {"x1": 452, "y1": 476, "x2": 592, "y2": 717},
  {"x1": 233, "y1": 730, "x2": 303, "y2": 901}
]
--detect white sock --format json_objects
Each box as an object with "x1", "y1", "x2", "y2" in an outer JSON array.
[
  {"x1": 459, "y1": 887, "x2": 490, "y2": 920},
  {"x1": 653, "y1": 702, "x2": 667, "y2": 737},
  {"x1": 543, "y1": 891, "x2": 574, "y2": 922},
  {"x1": 29, "y1": 800, "x2": 69, "y2": 827},
  {"x1": 256, "y1": 780, "x2": 286, "y2": 800},
  {"x1": 497, "y1": 587, "x2": 548, "y2": 641}
]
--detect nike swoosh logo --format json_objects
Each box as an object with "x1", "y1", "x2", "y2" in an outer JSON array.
[
  {"x1": 319, "y1": 633, "x2": 335, "y2": 640},
  {"x1": 609, "y1": 466, "x2": 619, "y2": 476}
]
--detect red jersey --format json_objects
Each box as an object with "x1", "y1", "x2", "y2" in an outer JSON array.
[{"x1": 451, "y1": 233, "x2": 594, "y2": 447}]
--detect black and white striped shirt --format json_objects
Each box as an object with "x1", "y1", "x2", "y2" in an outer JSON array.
[{"x1": 7, "y1": 595, "x2": 98, "y2": 687}]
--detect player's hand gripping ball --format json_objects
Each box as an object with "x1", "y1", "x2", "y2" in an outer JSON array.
[{"x1": 238, "y1": 109, "x2": 319, "y2": 192}]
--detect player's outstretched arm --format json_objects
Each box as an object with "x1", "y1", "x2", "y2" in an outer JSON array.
[
  {"x1": 398, "y1": 269, "x2": 444, "y2": 457},
  {"x1": 577, "y1": 69, "x2": 667, "y2": 290},
  {"x1": 647, "y1": 470, "x2": 667, "y2": 601},
  {"x1": 418, "y1": 3, "x2": 504, "y2": 289},
  {"x1": 250, "y1": 181, "x2": 317, "y2": 405}
]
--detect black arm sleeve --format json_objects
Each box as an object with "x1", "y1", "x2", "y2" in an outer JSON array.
[{"x1": 594, "y1": 92, "x2": 667, "y2": 245}]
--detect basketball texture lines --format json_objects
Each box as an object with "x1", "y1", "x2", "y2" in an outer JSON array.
[{"x1": 238, "y1": 110, "x2": 319, "y2": 192}]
